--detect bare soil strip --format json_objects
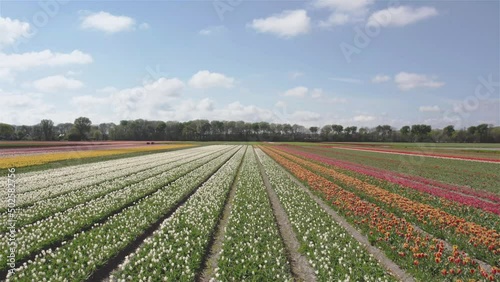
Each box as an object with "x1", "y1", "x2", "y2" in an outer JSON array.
[
  {"x1": 277, "y1": 163, "x2": 415, "y2": 282},
  {"x1": 255, "y1": 147, "x2": 317, "y2": 282},
  {"x1": 198, "y1": 147, "x2": 247, "y2": 282}
]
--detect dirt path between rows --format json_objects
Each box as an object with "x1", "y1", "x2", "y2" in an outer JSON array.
[
  {"x1": 277, "y1": 163, "x2": 415, "y2": 282},
  {"x1": 255, "y1": 148, "x2": 317, "y2": 282}
]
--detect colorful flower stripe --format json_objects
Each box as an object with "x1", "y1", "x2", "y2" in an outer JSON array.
[
  {"x1": 300, "y1": 145, "x2": 500, "y2": 203},
  {"x1": 255, "y1": 148, "x2": 396, "y2": 281},
  {"x1": 279, "y1": 145, "x2": 500, "y2": 214},
  {"x1": 0, "y1": 144, "x2": 193, "y2": 169},
  {"x1": 312, "y1": 145, "x2": 500, "y2": 204},
  {"x1": 329, "y1": 165, "x2": 500, "y2": 234},
  {"x1": 321, "y1": 145, "x2": 500, "y2": 163},
  {"x1": 261, "y1": 146, "x2": 498, "y2": 281},
  {"x1": 268, "y1": 146, "x2": 500, "y2": 265}
]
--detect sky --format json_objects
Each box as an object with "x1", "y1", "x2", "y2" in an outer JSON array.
[{"x1": 0, "y1": 0, "x2": 499, "y2": 129}]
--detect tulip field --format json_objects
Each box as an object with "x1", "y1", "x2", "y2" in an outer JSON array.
[{"x1": 1, "y1": 143, "x2": 499, "y2": 281}]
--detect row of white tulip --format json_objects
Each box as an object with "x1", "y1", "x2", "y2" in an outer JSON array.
[
  {"x1": 215, "y1": 147, "x2": 292, "y2": 281},
  {"x1": 0, "y1": 146, "x2": 238, "y2": 271},
  {"x1": 0, "y1": 146, "x2": 220, "y2": 210},
  {"x1": 255, "y1": 148, "x2": 395, "y2": 282},
  {"x1": 0, "y1": 145, "x2": 194, "y2": 194},
  {"x1": 110, "y1": 146, "x2": 246, "y2": 281},
  {"x1": 0, "y1": 146, "x2": 229, "y2": 232},
  {"x1": 6, "y1": 145, "x2": 242, "y2": 281}
]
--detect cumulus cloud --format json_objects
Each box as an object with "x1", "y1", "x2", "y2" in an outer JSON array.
[
  {"x1": 314, "y1": 0, "x2": 374, "y2": 12},
  {"x1": 33, "y1": 75, "x2": 84, "y2": 92},
  {"x1": 0, "y1": 50, "x2": 93, "y2": 71},
  {"x1": 248, "y1": 10, "x2": 311, "y2": 38},
  {"x1": 311, "y1": 88, "x2": 324, "y2": 98},
  {"x1": 138, "y1": 23, "x2": 150, "y2": 30},
  {"x1": 315, "y1": 0, "x2": 374, "y2": 27},
  {"x1": 283, "y1": 86, "x2": 309, "y2": 97},
  {"x1": 289, "y1": 71, "x2": 304, "y2": 79},
  {"x1": 275, "y1": 101, "x2": 287, "y2": 108},
  {"x1": 419, "y1": 105, "x2": 440, "y2": 112},
  {"x1": 353, "y1": 115, "x2": 375, "y2": 122},
  {"x1": 395, "y1": 72, "x2": 444, "y2": 91},
  {"x1": 292, "y1": 110, "x2": 321, "y2": 122},
  {"x1": 189, "y1": 70, "x2": 235, "y2": 89},
  {"x1": 282, "y1": 87, "x2": 346, "y2": 104},
  {"x1": 71, "y1": 95, "x2": 109, "y2": 108},
  {"x1": 319, "y1": 13, "x2": 352, "y2": 27},
  {"x1": 0, "y1": 16, "x2": 30, "y2": 48},
  {"x1": 80, "y1": 11, "x2": 136, "y2": 33},
  {"x1": 368, "y1": 6, "x2": 438, "y2": 27},
  {"x1": 0, "y1": 68, "x2": 13, "y2": 82},
  {"x1": 371, "y1": 74, "x2": 391, "y2": 83},
  {"x1": 0, "y1": 90, "x2": 54, "y2": 125},
  {"x1": 110, "y1": 77, "x2": 184, "y2": 118}
]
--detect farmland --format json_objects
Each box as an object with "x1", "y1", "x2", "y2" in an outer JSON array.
[{"x1": 1, "y1": 143, "x2": 499, "y2": 281}]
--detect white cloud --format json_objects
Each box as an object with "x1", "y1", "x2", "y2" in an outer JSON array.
[
  {"x1": 275, "y1": 101, "x2": 287, "y2": 108},
  {"x1": 0, "y1": 68, "x2": 13, "y2": 81},
  {"x1": 210, "y1": 101, "x2": 277, "y2": 123},
  {"x1": 311, "y1": 88, "x2": 323, "y2": 98},
  {"x1": 283, "y1": 86, "x2": 309, "y2": 97},
  {"x1": 33, "y1": 75, "x2": 84, "y2": 92},
  {"x1": 315, "y1": 0, "x2": 373, "y2": 27},
  {"x1": 110, "y1": 77, "x2": 184, "y2": 119},
  {"x1": 61, "y1": 78, "x2": 185, "y2": 122},
  {"x1": 326, "y1": 97, "x2": 348, "y2": 104},
  {"x1": 199, "y1": 26, "x2": 227, "y2": 36},
  {"x1": 394, "y1": 72, "x2": 444, "y2": 91},
  {"x1": 71, "y1": 95, "x2": 109, "y2": 108},
  {"x1": 248, "y1": 10, "x2": 311, "y2": 38},
  {"x1": 314, "y1": 0, "x2": 374, "y2": 12},
  {"x1": 289, "y1": 71, "x2": 304, "y2": 79},
  {"x1": 189, "y1": 70, "x2": 235, "y2": 89},
  {"x1": 292, "y1": 110, "x2": 321, "y2": 122},
  {"x1": 330, "y1": 76, "x2": 363, "y2": 84},
  {"x1": 353, "y1": 115, "x2": 375, "y2": 122},
  {"x1": 0, "y1": 17, "x2": 30, "y2": 48},
  {"x1": 197, "y1": 98, "x2": 215, "y2": 111},
  {"x1": 0, "y1": 90, "x2": 54, "y2": 125},
  {"x1": 80, "y1": 11, "x2": 136, "y2": 33},
  {"x1": 419, "y1": 105, "x2": 440, "y2": 112},
  {"x1": 368, "y1": 6, "x2": 438, "y2": 27},
  {"x1": 0, "y1": 50, "x2": 93, "y2": 71},
  {"x1": 372, "y1": 74, "x2": 391, "y2": 83},
  {"x1": 319, "y1": 12, "x2": 352, "y2": 27},
  {"x1": 66, "y1": 70, "x2": 82, "y2": 77},
  {"x1": 282, "y1": 87, "x2": 346, "y2": 103},
  {"x1": 139, "y1": 23, "x2": 150, "y2": 30}
]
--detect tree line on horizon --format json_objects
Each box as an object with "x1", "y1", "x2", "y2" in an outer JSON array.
[{"x1": 0, "y1": 117, "x2": 499, "y2": 143}]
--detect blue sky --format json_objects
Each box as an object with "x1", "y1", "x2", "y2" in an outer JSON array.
[{"x1": 0, "y1": 0, "x2": 498, "y2": 129}]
